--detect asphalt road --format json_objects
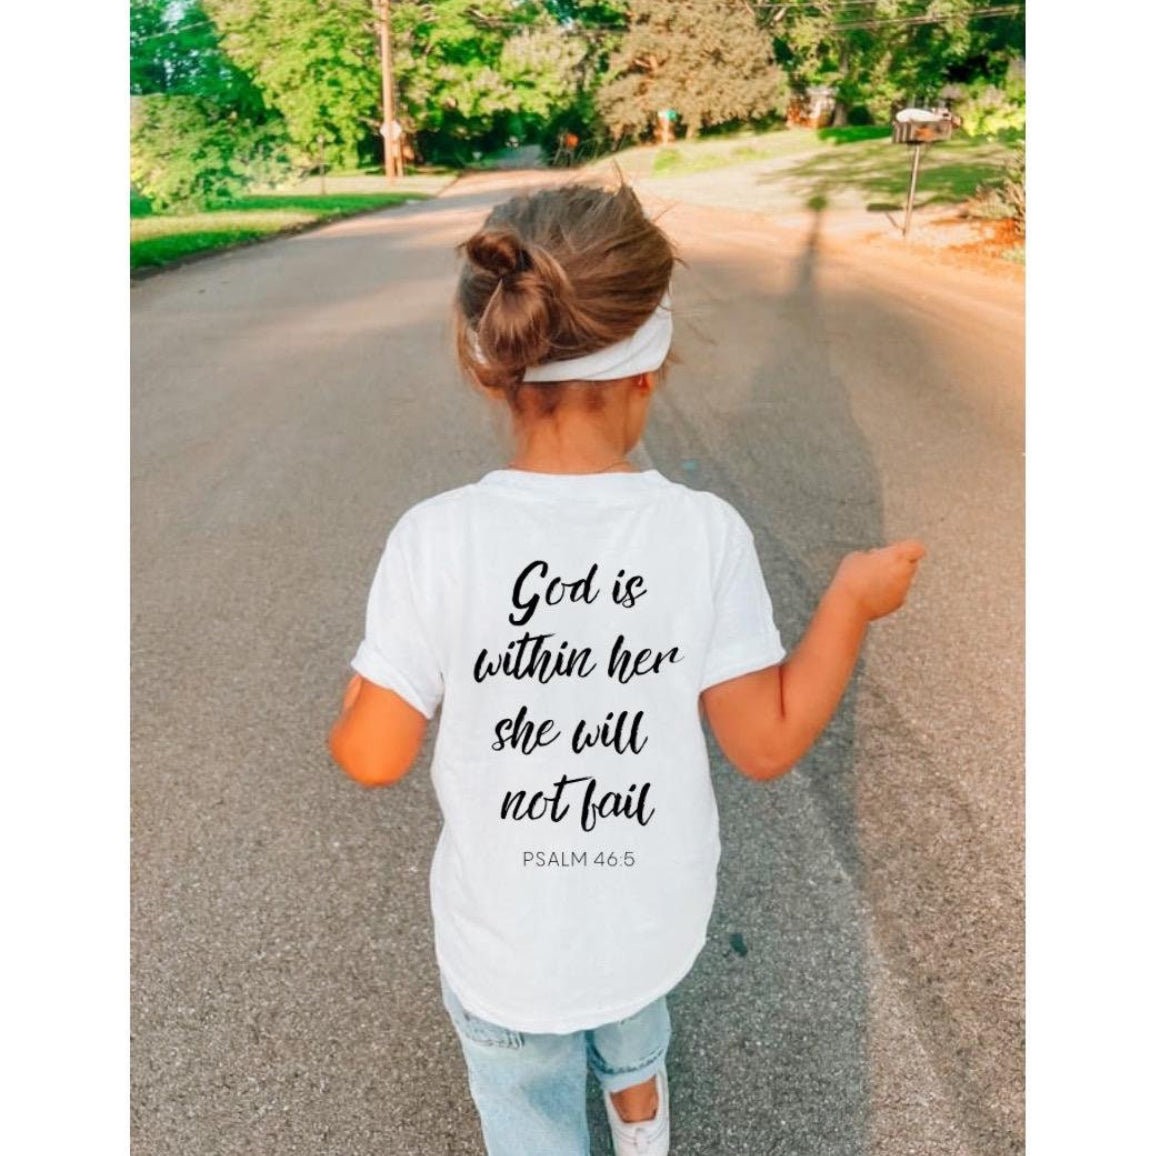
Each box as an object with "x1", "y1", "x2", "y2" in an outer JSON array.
[{"x1": 131, "y1": 171, "x2": 1024, "y2": 1156}]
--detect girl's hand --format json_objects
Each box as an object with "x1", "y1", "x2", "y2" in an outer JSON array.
[
  {"x1": 833, "y1": 540, "x2": 926, "y2": 621},
  {"x1": 704, "y1": 539, "x2": 926, "y2": 781}
]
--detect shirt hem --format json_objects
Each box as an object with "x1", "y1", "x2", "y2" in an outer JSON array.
[{"x1": 434, "y1": 927, "x2": 710, "y2": 1035}]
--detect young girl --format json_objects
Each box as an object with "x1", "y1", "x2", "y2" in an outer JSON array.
[{"x1": 329, "y1": 180, "x2": 924, "y2": 1156}]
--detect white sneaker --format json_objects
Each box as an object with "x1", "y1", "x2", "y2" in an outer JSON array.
[{"x1": 604, "y1": 1065, "x2": 670, "y2": 1155}]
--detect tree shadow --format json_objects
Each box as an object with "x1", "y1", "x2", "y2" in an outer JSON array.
[{"x1": 755, "y1": 139, "x2": 1006, "y2": 211}]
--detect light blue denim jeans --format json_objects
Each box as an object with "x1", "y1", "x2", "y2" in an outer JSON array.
[{"x1": 439, "y1": 970, "x2": 672, "y2": 1156}]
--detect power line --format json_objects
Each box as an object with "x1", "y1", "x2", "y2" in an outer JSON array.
[
  {"x1": 746, "y1": 0, "x2": 1025, "y2": 24},
  {"x1": 755, "y1": 2, "x2": 937, "y2": 8},
  {"x1": 833, "y1": 5, "x2": 1023, "y2": 30},
  {"x1": 131, "y1": 17, "x2": 215, "y2": 44},
  {"x1": 751, "y1": 1, "x2": 1021, "y2": 9},
  {"x1": 130, "y1": 2, "x2": 1023, "y2": 52}
]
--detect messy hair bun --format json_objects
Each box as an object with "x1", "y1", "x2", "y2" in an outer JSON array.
[
  {"x1": 454, "y1": 179, "x2": 677, "y2": 397},
  {"x1": 457, "y1": 227, "x2": 570, "y2": 389}
]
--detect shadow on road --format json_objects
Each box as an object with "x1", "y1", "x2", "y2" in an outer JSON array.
[{"x1": 634, "y1": 205, "x2": 879, "y2": 1155}]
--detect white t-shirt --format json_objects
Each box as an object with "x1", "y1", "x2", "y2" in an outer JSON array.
[{"x1": 352, "y1": 468, "x2": 785, "y2": 1033}]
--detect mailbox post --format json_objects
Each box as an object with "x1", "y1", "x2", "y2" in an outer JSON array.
[{"x1": 892, "y1": 108, "x2": 959, "y2": 237}]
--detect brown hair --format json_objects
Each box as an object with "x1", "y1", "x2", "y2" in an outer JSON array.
[{"x1": 453, "y1": 178, "x2": 679, "y2": 409}]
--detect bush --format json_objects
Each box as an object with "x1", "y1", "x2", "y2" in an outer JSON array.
[
  {"x1": 967, "y1": 197, "x2": 1016, "y2": 223},
  {"x1": 954, "y1": 81, "x2": 1026, "y2": 139},
  {"x1": 970, "y1": 139, "x2": 1025, "y2": 236},
  {"x1": 130, "y1": 95, "x2": 290, "y2": 213},
  {"x1": 1003, "y1": 145, "x2": 1025, "y2": 234}
]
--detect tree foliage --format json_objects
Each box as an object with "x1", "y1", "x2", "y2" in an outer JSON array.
[
  {"x1": 130, "y1": 1, "x2": 288, "y2": 210},
  {"x1": 205, "y1": 0, "x2": 382, "y2": 169},
  {"x1": 130, "y1": 0, "x2": 266, "y2": 111},
  {"x1": 950, "y1": 53, "x2": 1024, "y2": 136},
  {"x1": 130, "y1": 95, "x2": 289, "y2": 210},
  {"x1": 597, "y1": 1, "x2": 785, "y2": 141},
  {"x1": 129, "y1": 0, "x2": 1026, "y2": 199},
  {"x1": 769, "y1": 0, "x2": 1025, "y2": 124},
  {"x1": 388, "y1": 2, "x2": 604, "y2": 163}
]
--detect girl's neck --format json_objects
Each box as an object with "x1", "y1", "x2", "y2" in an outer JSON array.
[
  {"x1": 507, "y1": 450, "x2": 634, "y2": 475},
  {"x1": 507, "y1": 412, "x2": 635, "y2": 475}
]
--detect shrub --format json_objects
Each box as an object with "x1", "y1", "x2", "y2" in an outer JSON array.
[
  {"x1": 970, "y1": 139, "x2": 1025, "y2": 236},
  {"x1": 954, "y1": 81, "x2": 1026, "y2": 139},
  {"x1": 130, "y1": 95, "x2": 290, "y2": 212},
  {"x1": 967, "y1": 198, "x2": 1016, "y2": 223},
  {"x1": 1003, "y1": 145, "x2": 1025, "y2": 235}
]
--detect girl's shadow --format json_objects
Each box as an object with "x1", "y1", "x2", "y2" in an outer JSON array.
[{"x1": 595, "y1": 205, "x2": 883, "y2": 1155}]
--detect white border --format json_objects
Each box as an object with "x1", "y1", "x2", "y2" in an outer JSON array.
[
  {"x1": 4, "y1": 6, "x2": 128, "y2": 1154},
  {"x1": 1028, "y1": 4, "x2": 1169, "y2": 1152}
]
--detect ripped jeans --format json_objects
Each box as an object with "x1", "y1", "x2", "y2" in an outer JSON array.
[{"x1": 439, "y1": 971, "x2": 672, "y2": 1156}]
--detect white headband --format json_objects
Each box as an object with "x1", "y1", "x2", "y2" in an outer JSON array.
[{"x1": 521, "y1": 292, "x2": 673, "y2": 383}]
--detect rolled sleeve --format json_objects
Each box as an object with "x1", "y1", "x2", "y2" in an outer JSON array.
[
  {"x1": 699, "y1": 514, "x2": 786, "y2": 691},
  {"x1": 351, "y1": 516, "x2": 444, "y2": 719}
]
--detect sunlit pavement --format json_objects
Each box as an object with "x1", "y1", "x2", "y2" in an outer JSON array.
[{"x1": 132, "y1": 171, "x2": 1022, "y2": 1156}]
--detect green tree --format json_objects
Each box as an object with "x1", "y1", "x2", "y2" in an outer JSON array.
[
  {"x1": 391, "y1": 2, "x2": 599, "y2": 163},
  {"x1": 769, "y1": 0, "x2": 1024, "y2": 124},
  {"x1": 540, "y1": 0, "x2": 626, "y2": 26},
  {"x1": 130, "y1": 95, "x2": 288, "y2": 210},
  {"x1": 206, "y1": 0, "x2": 382, "y2": 169},
  {"x1": 597, "y1": 0, "x2": 785, "y2": 141},
  {"x1": 131, "y1": 0, "x2": 265, "y2": 110},
  {"x1": 132, "y1": 0, "x2": 211, "y2": 94},
  {"x1": 130, "y1": 1, "x2": 288, "y2": 210},
  {"x1": 499, "y1": 25, "x2": 591, "y2": 123},
  {"x1": 521, "y1": 2, "x2": 627, "y2": 154}
]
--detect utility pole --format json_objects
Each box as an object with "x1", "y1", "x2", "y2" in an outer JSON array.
[{"x1": 377, "y1": 0, "x2": 403, "y2": 180}]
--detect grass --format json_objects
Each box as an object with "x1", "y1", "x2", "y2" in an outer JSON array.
[
  {"x1": 129, "y1": 191, "x2": 427, "y2": 270},
  {"x1": 613, "y1": 125, "x2": 890, "y2": 179},
  {"x1": 765, "y1": 135, "x2": 1013, "y2": 211},
  {"x1": 652, "y1": 143, "x2": 772, "y2": 177},
  {"x1": 594, "y1": 124, "x2": 1016, "y2": 218},
  {"x1": 596, "y1": 128, "x2": 819, "y2": 179},
  {"x1": 815, "y1": 125, "x2": 891, "y2": 145}
]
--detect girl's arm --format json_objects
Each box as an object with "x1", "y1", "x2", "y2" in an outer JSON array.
[
  {"x1": 701, "y1": 540, "x2": 925, "y2": 780},
  {"x1": 329, "y1": 674, "x2": 428, "y2": 788}
]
